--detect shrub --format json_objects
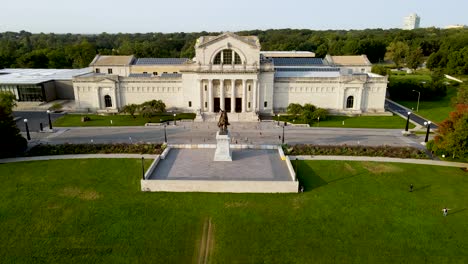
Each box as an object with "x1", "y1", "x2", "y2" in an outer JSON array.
[
  {"x1": 284, "y1": 144, "x2": 428, "y2": 159},
  {"x1": 25, "y1": 143, "x2": 164, "y2": 156},
  {"x1": 49, "y1": 103, "x2": 62, "y2": 111}
]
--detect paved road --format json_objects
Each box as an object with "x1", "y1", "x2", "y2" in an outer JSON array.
[
  {"x1": 13, "y1": 111, "x2": 65, "y2": 132},
  {"x1": 27, "y1": 122, "x2": 428, "y2": 149},
  {"x1": 385, "y1": 99, "x2": 438, "y2": 129}
]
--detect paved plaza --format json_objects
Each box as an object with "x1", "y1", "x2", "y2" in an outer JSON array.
[
  {"x1": 149, "y1": 148, "x2": 292, "y2": 181},
  {"x1": 22, "y1": 121, "x2": 428, "y2": 148}
]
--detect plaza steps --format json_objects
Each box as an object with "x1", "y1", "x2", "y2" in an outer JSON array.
[{"x1": 200, "y1": 112, "x2": 258, "y2": 122}]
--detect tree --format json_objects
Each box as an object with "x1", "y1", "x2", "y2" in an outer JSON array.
[
  {"x1": 0, "y1": 92, "x2": 27, "y2": 158},
  {"x1": 452, "y1": 86, "x2": 468, "y2": 106},
  {"x1": 287, "y1": 103, "x2": 303, "y2": 116},
  {"x1": 371, "y1": 65, "x2": 390, "y2": 76},
  {"x1": 311, "y1": 108, "x2": 328, "y2": 120},
  {"x1": 442, "y1": 114, "x2": 468, "y2": 159},
  {"x1": 385, "y1": 41, "x2": 409, "y2": 68},
  {"x1": 432, "y1": 104, "x2": 468, "y2": 159},
  {"x1": 406, "y1": 46, "x2": 423, "y2": 70},
  {"x1": 140, "y1": 100, "x2": 166, "y2": 120},
  {"x1": 121, "y1": 104, "x2": 139, "y2": 118},
  {"x1": 303, "y1": 103, "x2": 316, "y2": 113}
]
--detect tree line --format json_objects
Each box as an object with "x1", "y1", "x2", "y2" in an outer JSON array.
[{"x1": 0, "y1": 28, "x2": 467, "y2": 73}]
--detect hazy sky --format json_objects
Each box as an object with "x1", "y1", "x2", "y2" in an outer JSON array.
[{"x1": 1, "y1": 0, "x2": 467, "y2": 33}]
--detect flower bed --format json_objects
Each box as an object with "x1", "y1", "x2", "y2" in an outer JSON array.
[
  {"x1": 283, "y1": 144, "x2": 428, "y2": 159},
  {"x1": 25, "y1": 143, "x2": 164, "y2": 156}
]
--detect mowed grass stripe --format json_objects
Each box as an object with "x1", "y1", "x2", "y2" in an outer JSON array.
[{"x1": 0, "y1": 159, "x2": 467, "y2": 263}]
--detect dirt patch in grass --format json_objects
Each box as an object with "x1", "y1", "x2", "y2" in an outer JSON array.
[
  {"x1": 60, "y1": 187, "x2": 101, "y2": 200},
  {"x1": 343, "y1": 163, "x2": 357, "y2": 174},
  {"x1": 196, "y1": 217, "x2": 215, "y2": 264},
  {"x1": 362, "y1": 162, "x2": 404, "y2": 174}
]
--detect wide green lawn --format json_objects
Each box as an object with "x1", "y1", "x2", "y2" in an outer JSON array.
[
  {"x1": 280, "y1": 115, "x2": 415, "y2": 129},
  {"x1": 396, "y1": 85, "x2": 459, "y2": 123},
  {"x1": 1, "y1": 159, "x2": 467, "y2": 263},
  {"x1": 53, "y1": 113, "x2": 196, "y2": 127}
]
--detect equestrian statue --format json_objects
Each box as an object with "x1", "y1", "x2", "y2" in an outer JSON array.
[{"x1": 217, "y1": 110, "x2": 230, "y2": 134}]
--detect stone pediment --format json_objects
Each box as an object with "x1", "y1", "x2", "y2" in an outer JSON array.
[
  {"x1": 197, "y1": 32, "x2": 260, "y2": 49},
  {"x1": 97, "y1": 77, "x2": 117, "y2": 83}
]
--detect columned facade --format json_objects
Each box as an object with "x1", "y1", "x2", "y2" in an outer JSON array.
[{"x1": 199, "y1": 78, "x2": 257, "y2": 113}]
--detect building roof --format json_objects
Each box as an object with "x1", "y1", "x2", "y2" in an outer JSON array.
[
  {"x1": 276, "y1": 67, "x2": 340, "y2": 72},
  {"x1": 260, "y1": 51, "x2": 316, "y2": 58},
  {"x1": 196, "y1": 32, "x2": 260, "y2": 49},
  {"x1": 272, "y1": 58, "x2": 324, "y2": 66},
  {"x1": 275, "y1": 71, "x2": 341, "y2": 78},
  {"x1": 275, "y1": 67, "x2": 340, "y2": 78},
  {"x1": 0, "y1": 68, "x2": 92, "y2": 85},
  {"x1": 128, "y1": 73, "x2": 153, "y2": 78},
  {"x1": 90, "y1": 55, "x2": 135, "y2": 66},
  {"x1": 133, "y1": 58, "x2": 189, "y2": 65},
  {"x1": 160, "y1": 73, "x2": 182, "y2": 78},
  {"x1": 328, "y1": 55, "x2": 371, "y2": 66}
]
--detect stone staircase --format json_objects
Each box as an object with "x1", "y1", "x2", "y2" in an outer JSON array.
[{"x1": 200, "y1": 112, "x2": 258, "y2": 122}]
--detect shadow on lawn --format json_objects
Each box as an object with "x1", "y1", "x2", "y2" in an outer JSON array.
[
  {"x1": 297, "y1": 163, "x2": 328, "y2": 191},
  {"x1": 414, "y1": 185, "x2": 431, "y2": 192},
  {"x1": 298, "y1": 162, "x2": 367, "y2": 192},
  {"x1": 450, "y1": 208, "x2": 467, "y2": 215}
]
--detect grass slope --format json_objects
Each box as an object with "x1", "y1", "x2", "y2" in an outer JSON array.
[
  {"x1": 53, "y1": 113, "x2": 196, "y2": 127},
  {"x1": 1, "y1": 159, "x2": 467, "y2": 263},
  {"x1": 396, "y1": 85, "x2": 458, "y2": 123}
]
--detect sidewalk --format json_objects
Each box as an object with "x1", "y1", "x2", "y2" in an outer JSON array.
[
  {"x1": 291, "y1": 155, "x2": 468, "y2": 168},
  {"x1": 0, "y1": 154, "x2": 159, "y2": 164},
  {"x1": 1, "y1": 153, "x2": 466, "y2": 168}
]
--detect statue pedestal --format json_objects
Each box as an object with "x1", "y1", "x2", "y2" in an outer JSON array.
[{"x1": 214, "y1": 131, "x2": 232, "y2": 161}]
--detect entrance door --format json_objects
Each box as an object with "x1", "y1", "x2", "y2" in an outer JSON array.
[
  {"x1": 214, "y1": 98, "x2": 220, "y2": 112},
  {"x1": 225, "y1": 98, "x2": 231, "y2": 112},
  {"x1": 235, "y1": 98, "x2": 242, "y2": 113}
]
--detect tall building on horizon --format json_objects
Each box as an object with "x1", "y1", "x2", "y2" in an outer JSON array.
[{"x1": 403, "y1": 13, "x2": 421, "y2": 30}]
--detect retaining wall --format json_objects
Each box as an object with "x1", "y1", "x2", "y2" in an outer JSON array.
[{"x1": 141, "y1": 180, "x2": 299, "y2": 193}]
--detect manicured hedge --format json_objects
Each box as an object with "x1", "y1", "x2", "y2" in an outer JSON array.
[
  {"x1": 284, "y1": 144, "x2": 428, "y2": 159},
  {"x1": 25, "y1": 143, "x2": 164, "y2": 156}
]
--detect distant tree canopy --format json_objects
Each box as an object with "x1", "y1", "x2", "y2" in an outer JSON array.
[{"x1": 0, "y1": 28, "x2": 467, "y2": 74}]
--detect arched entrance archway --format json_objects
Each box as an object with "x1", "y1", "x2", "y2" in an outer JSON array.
[{"x1": 104, "y1": 95, "x2": 112, "y2": 107}]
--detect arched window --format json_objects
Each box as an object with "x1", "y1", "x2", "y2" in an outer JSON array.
[
  {"x1": 104, "y1": 95, "x2": 112, "y2": 107},
  {"x1": 234, "y1": 53, "x2": 242, "y2": 64},
  {"x1": 223, "y1": 50, "x2": 232, "y2": 64},
  {"x1": 213, "y1": 49, "x2": 242, "y2": 65},
  {"x1": 346, "y1": 96, "x2": 354, "y2": 109},
  {"x1": 213, "y1": 53, "x2": 221, "y2": 64}
]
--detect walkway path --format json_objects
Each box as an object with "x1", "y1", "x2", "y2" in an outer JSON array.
[
  {"x1": 0, "y1": 154, "x2": 158, "y2": 164},
  {"x1": 1, "y1": 153, "x2": 466, "y2": 169},
  {"x1": 386, "y1": 99, "x2": 438, "y2": 129},
  {"x1": 292, "y1": 155, "x2": 468, "y2": 168}
]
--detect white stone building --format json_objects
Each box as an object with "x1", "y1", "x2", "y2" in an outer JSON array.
[
  {"x1": 403, "y1": 13, "x2": 421, "y2": 30},
  {"x1": 72, "y1": 32, "x2": 388, "y2": 121}
]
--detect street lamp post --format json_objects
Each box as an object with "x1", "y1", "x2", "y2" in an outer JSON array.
[
  {"x1": 412, "y1": 90, "x2": 420, "y2": 112},
  {"x1": 424, "y1": 121, "x2": 431, "y2": 143},
  {"x1": 141, "y1": 157, "x2": 145, "y2": 180},
  {"x1": 173, "y1": 113, "x2": 176, "y2": 126},
  {"x1": 317, "y1": 117, "x2": 320, "y2": 127},
  {"x1": 47, "y1": 110, "x2": 53, "y2": 130},
  {"x1": 164, "y1": 124, "x2": 167, "y2": 143},
  {"x1": 405, "y1": 112, "x2": 411, "y2": 132},
  {"x1": 277, "y1": 114, "x2": 280, "y2": 126},
  {"x1": 24, "y1": 119, "x2": 31, "y2": 140},
  {"x1": 282, "y1": 124, "x2": 285, "y2": 144}
]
